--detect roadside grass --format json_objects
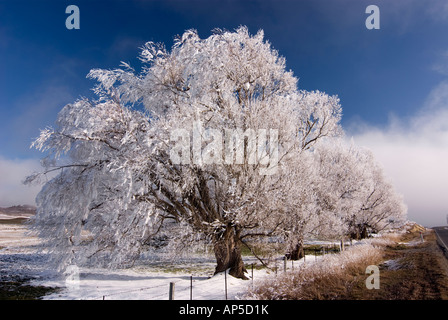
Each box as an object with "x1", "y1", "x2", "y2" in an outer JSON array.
[
  {"x1": 364, "y1": 230, "x2": 448, "y2": 300},
  {"x1": 247, "y1": 241, "x2": 385, "y2": 300},
  {"x1": 247, "y1": 230, "x2": 448, "y2": 300}
]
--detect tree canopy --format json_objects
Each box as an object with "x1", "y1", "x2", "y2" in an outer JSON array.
[{"x1": 27, "y1": 27, "x2": 406, "y2": 278}]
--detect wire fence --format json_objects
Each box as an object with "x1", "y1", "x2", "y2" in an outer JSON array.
[
  {"x1": 80, "y1": 275, "x2": 221, "y2": 300},
  {"x1": 78, "y1": 246, "x2": 341, "y2": 300},
  {"x1": 84, "y1": 272, "x2": 235, "y2": 300}
]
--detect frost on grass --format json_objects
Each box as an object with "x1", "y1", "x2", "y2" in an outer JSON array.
[{"x1": 246, "y1": 241, "x2": 387, "y2": 300}]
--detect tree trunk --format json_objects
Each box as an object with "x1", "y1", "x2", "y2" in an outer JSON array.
[
  {"x1": 213, "y1": 226, "x2": 248, "y2": 279},
  {"x1": 351, "y1": 224, "x2": 369, "y2": 240},
  {"x1": 351, "y1": 230, "x2": 360, "y2": 240},
  {"x1": 286, "y1": 237, "x2": 304, "y2": 261},
  {"x1": 361, "y1": 225, "x2": 368, "y2": 239}
]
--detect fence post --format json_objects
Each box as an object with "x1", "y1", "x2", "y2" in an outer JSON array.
[
  {"x1": 190, "y1": 276, "x2": 193, "y2": 300},
  {"x1": 284, "y1": 255, "x2": 287, "y2": 273},
  {"x1": 224, "y1": 270, "x2": 228, "y2": 300},
  {"x1": 251, "y1": 263, "x2": 254, "y2": 288},
  {"x1": 169, "y1": 282, "x2": 175, "y2": 300}
]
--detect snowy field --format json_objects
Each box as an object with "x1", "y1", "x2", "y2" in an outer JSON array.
[
  {"x1": 43, "y1": 265, "x2": 267, "y2": 300},
  {"x1": 0, "y1": 220, "x2": 327, "y2": 300}
]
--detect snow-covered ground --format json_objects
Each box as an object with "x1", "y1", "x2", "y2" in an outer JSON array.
[
  {"x1": 1, "y1": 221, "x2": 326, "y2": 300},
  {"x1": 41, "y1": 266, "x2": 266, "y2": 300},
  {"x1": 0, "y1": 223, "x2": 39, "y2": 248},
  {"x1": 41, "y1": 255, "x2": 329, "y2": 300}
]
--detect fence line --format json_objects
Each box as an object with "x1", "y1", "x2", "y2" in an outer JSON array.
[
  {"x1": 81, "y1": 246, "x2": 341, "y2": 300},
  {"x1": 82, "y1": 281, "x2": 170, "y2": 300},
  {"x1": 85, "y1": 270, "x2": 234, "y2": 300}
]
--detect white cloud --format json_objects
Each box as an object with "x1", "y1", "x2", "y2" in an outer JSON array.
[
  {"x1": 348, "y1": 81, "x2": 448, "y2": 227},
  {"x1": 432, "y1": 50, "x2": 448, "y2": 76},
  {"x1": 0, "y1": 156, "x2": 42, "y2": 207}
]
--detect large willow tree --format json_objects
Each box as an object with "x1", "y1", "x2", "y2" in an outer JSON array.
[{"x1": 27, "y1": 27, "x2": 342, "y2": 278}]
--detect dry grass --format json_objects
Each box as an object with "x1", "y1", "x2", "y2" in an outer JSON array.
[
  {"x1": 247, "y1": 241, "x2": 386, "y2": 300},
  {"x1": 247, "y1": 230, "x2": 448, "y2": 300},
  {"x1": 366, "y1": 230, "x2": 448, "y2": 300}
]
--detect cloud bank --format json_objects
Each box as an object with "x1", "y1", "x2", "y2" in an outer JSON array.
[
  {"x1": 0, "y1": 156, "x2": 41, "y2": 207},
  {"x1": 348, "y1": 81, "x2": 448, "y2": 227}
]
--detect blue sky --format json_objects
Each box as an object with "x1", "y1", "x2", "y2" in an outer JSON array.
[{"x1": 1, "y1": 0, "x2": 448, "y2": 226}]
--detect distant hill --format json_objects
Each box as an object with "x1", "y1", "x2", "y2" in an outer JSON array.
[{"x1": 0, "y1": 205, "x2": 36, "y2": 222}]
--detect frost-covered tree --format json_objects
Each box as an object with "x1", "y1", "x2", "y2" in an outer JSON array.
[
  {"x1": 279, "y1": 139, "x2": 357, "y2": 260},
  {"x1": 346, "y1": 149, "x2": 407, "y2": 239},
  {"x1": 277, "y1": 151, "x2": 321, "y2": 260},
  {"x1": 27, "y1": 27, "x2": 343, "y2": 278},
  {"x1": 267, "y1": 137, "x2": 407, "y2": 260},
  {"x1": 310, "y1": 140, "x2": 407, "y2": 241}
]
